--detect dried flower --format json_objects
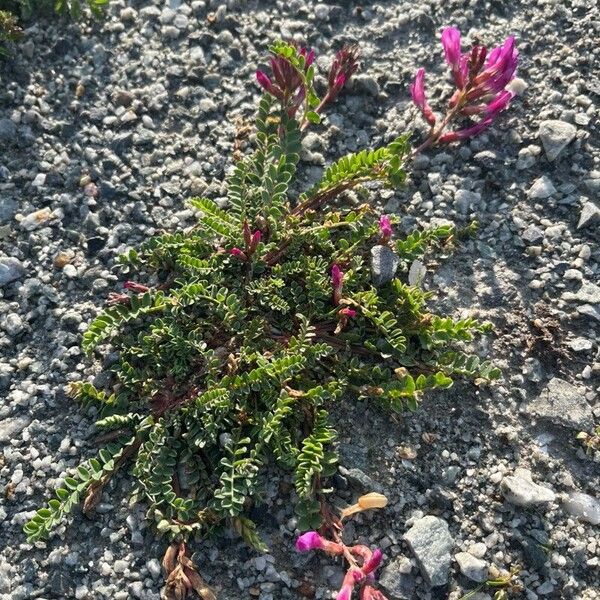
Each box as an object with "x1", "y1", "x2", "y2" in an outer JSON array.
[
  {"x1": 409, "y1": 69, "x2": 436, "y2": 127},
  {"x1": 107, "y1": 292, "x2": 131, "y2": 306},
  {"x1": 331, "y1": 264, "x2": 344, "y2": 306},
  {"x1": 123, "y1": 281, "x2": 150, "y2": 293},
  {"x1": 340, "y1": 492, "x2": 388, "y2": 520}
]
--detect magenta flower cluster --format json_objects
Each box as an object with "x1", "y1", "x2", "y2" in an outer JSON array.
[
  {"x1": 296, "y1": 532, "x2": 386, "y2": 599},
  {"x1": 230, "y1": 220, "x2": 262, "y2": 262},
  {"x1": 411, "y1": 27, "x2": 519, "y2": 142},
  {"x1": 256, "y1": 44, "x2": 358, "y2": 119}
]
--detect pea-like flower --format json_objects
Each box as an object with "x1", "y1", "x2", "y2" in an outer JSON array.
[
  {"x1": 296, "y1": 531, "x2": 324, "y2": 552},
  {"x1": 409, "y1": 68, "x2": 436, "y2": 127},
  {"x1": 378, "y1": 215, "x2": 393, "y2": 242},
  {"x1": 230, "y1": 247, "x2": 248, "y2": 261},
  {"x1": 123, "y1": 281, "x2": 150, "y2": 293},
  {"x1": 411, "y1": 27, "x2": 519, "y2": 148},
  {"x1": 327, "y1": 45, "x2": 359, "y2": 101}
]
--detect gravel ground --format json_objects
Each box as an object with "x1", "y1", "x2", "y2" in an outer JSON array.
[{"x1": 1, "y1": 1, "x2": 599, "y2": 599}]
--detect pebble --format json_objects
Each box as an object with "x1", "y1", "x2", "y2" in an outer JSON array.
[
  {"x1": 371, "y1": 245, "x2": 400, "y2": 287},
  {"x1": 528, "y1": 176, "x2": 556, "y2": 199},
  {"x1": 0, "y1": 118, "x2": 17, "y2": 143},
  {"x1": 19, "y1": 208, "x2": 55, "y2": 231},
  {"x1": 378, "y1": 556, "x2": 415, "y2": 599},
  {"x1": 501, "y1": 469, "x2": 556, "y2": 506},
  {"x1": 576, "y1": 202, "x2": 600, "y2": 229},
  {"x1": 538, "y1": 120, "x2": 577, "y2": 161},
  {"x1": 562, "y1": 493, "x2": 600, "y2": 525},
  {"x1": 455, "y1": 552, "x2": 488, "y2": 582},
  {"x1": 403, "y1": 516, "x2": 454, "y2": 587},
  {"x1": 526, "y1": 377, "x2": 593, "y2": 431},
  {"x1": 0, "y1": 257, "x2": 26, "y2": 287}
]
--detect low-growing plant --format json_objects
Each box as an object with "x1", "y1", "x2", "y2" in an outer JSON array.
[
  {"x1": 0, "y1": 0, "x2": 109, "y2": 54},
  {"x1": 25, "y1": 29, "x2": 519, "y2": 599}
]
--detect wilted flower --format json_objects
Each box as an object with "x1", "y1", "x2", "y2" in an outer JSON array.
[
  {"x1": 107, "y1": 292, "x2": 131, "y2": 306},
  {"x1": 331, "y1": 264, "x2": 344, "y2": 306},
  {"x1": 337, "y1": 568, "x2": 364, "y2": 600},
  {"x1": 378, "y1": 215, "x2": 393, "y2": 242},
  {"x1": 361, "y1": 548, "x2": 383, "y2": 575},
  {"x1": 327, "y1": 45, "x2": 359, "y2": 100},
  {"x1": 123, "y1": 281, "x2": 150, "y2": 293}
]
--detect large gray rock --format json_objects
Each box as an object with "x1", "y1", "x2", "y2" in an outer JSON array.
[
  {"x1": 378, "y1": 556, "x2": 415, "y2": 599},
  {"x1": 562, "y1": 492, "x2": 600, "y2": 525},
  {"x1": 526, "y1": 377, "x2": 593, "y2": 431},
  {"x1": 539, "y1": 120, "x2": 577, "y2": 161},
  {"x1": 403, "y1": 516, "x2": 453, "y2": 587},
  {"x1": 371, "y1": 245, "x2": 399, "y2": 287},
  {"x1": 0, "y1": 258, "x2": 26, "y2": 287},
  {"x1": 501, "y1": 468, "x2": 556, "y2": 506}
]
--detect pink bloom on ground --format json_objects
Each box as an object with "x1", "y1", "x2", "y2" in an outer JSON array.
[
  {"x1": 327, "y1": 45, "x2": 359, "y2": 100},
  {"x1": 295, "y1": 531, "x2": 324, "y2": 553},
  {"x1": 339, "y1": 307, "x2": 356, "y2": 318},
  {"x1": 230, "y1": 247, "x2": 247, "y2": 260},
  {"x1": 378, "y1": 215, "x2": 393, "y2": 241},
  {"x1": 361, "y1": 548, "x2": 383, "y2": 575},
  {"x1": 331, "y1": 264, "x2": 344, "y2": 305}
]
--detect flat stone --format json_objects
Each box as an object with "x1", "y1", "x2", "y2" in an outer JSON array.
[
  {"x1": 528, "y1": 176, "x2": 556, "y2": 199},
  {"x1": 563, "y1": 281, "x2": 600, "y2": 305},
  {"x1": 562, "y1": 492, "x2": 600, "y2": 525},
  {"x1": 371, "y1": 245, "x2": 400, "y2": 287},
  {"x1": 522, "y1": 225, "x2": 544, "y2": 244},
  {"x1": 526, "y1": 377, "x2": 593, "y2": 431},
  {"x1": 0, "y1": 257, "x2": 26, "y2": 287},
  {"x1": 378, "y1": 556, "x2": 415, "y2": 599},
  {"x1": 539, "y1": 120, "x2": 577, "y2": 161},
  {"x1": 501, "y1": 468, "x2": 556, "y2": 506},
  {"x1": 455, "y1": 552, "x2": 488, "y2": 583},
  {"x1": 454, "y1": 189, "x2": 480, "y2": 214},
  {"x1": 0, "y1": 415, "x2": 31, "y2": 443},
  {"x1": 0, "y1": 119, "x2": 17, "y2": 143},
  {"x1": 577, "y1": 202, "x2": 600, "y2": 229},
  {"x1": 403, "y1": 516, "x2": 453, "y2": 587}
]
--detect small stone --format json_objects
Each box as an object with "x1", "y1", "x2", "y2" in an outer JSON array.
[
  {"x1": 371, "y1": 245, "x2": 399, "y2": 287},
  {"x1": 522, "y1": 225, "x2": 544, "y2": 244},
  {"x1": 539, "y1": 120, "x2": 577, "y2": 161},
  {"x1": 146, "y1": 558, "x2": 161, "y2": 579},
  {"x1": 403, "y1": 515, "x2": 454, "y2": 587},
  {"x1": 567, "y1": 338, "x2": 592, "y2": 352},
  {"x1": 454, "y1": 189, "x2": 480, "y2": 214},
  {"x1": 455, "y1": 552, "x2": 488, "y2": 583},
  {"x1": 501, "y1": 469, "x2": 556, "y2": 506},
  {"x1": 63, "y1": 264, "x2": 78, "y2": 279},
  {"x1": 526, "y1": 377, "x2": 593, "y2": 431},
  {"x1": 577, "y1": 202, "x2": 600, "y2": 229},
  {"x1": 562, "y1": 492, "x2": 600, "y2": 525},
  {"x1": 0, "y1": 416, "x2": 31, "y2": 443},
  {"x1": 0, "y1": 257, "x2": 26, "y2": 287},
  {"x1": 0, "y1": 118, "x2": 17, "y2": 143},
  {"x1": 378, "y1": 556, "x2": 415, "y2": 599},
  {"x1": 314, "y1": 3, "x2": 330, "y2": 19},
  {"x1": 113, "y1": 560, "x2": 127, "y2": 574},
  {"x1": 528, "y1": 176, "x2": 556, "y2": 199},
  {"x1": 113, "y1": 90, "x2": 134, "y2": 107},
  {"x1": 2, "y1": 313, "x2": 24, "y2": 336},
  {"x1": 20, "y1": 208, "x2": 54, "y2": 231}
]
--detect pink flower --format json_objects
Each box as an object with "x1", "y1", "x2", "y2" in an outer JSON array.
[
  {"x1": 439, "y1": 89, "x2": 514, "y2": 142},
  {"x1": 107, "y1": 292, "x2": 131, "y2": 306},
  {"x1": 230, "y1": 247, "x2": 247, "y2": 261},
  {"x1": 249, "y1": 230, "x2": 261, "y2": 253},
  {"x1": 378, "y1": 215, "x2": 393, "y2": 241},
  {"x1": 441, "y1": 27, "x2": 466, "y2": 89},
  {"x1": 409, "y1": 69, "x2": 436, "y2": 127},
  {"x1": 339, "y1": 307, "x2": 356, "y2": 318},
  {"x1": 295, "y1": 531, "x2": 324, "y2": 553},
  {"x1": 328, "y1": 45, "x2": 359, "y2": 100},
  {"x1": 331, "y1": 264, "x2": 344, "y2": 305},
  {"x1": 361, "y1": 548, "x2": 383, "y2": 575},
  {"x1": 336, "y1": 569, "x2": 364, "y2": 600}
]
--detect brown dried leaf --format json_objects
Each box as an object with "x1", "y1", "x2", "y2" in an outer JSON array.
[
  {"x1": 82, "y1": 483, "x2": 104, "y2": 516},
  {"x1": 184, "y1": 566, "x2": 217, "y2": 600},
  {"x1": 162, "y1": 543, "x2": 179, "y2": 575},
  {"x1": 397, "y1": 446, "x2": 417, "y2": 460},
  {"x1": 421, "y1": 432, "x2": 437, "y2": 444}
]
